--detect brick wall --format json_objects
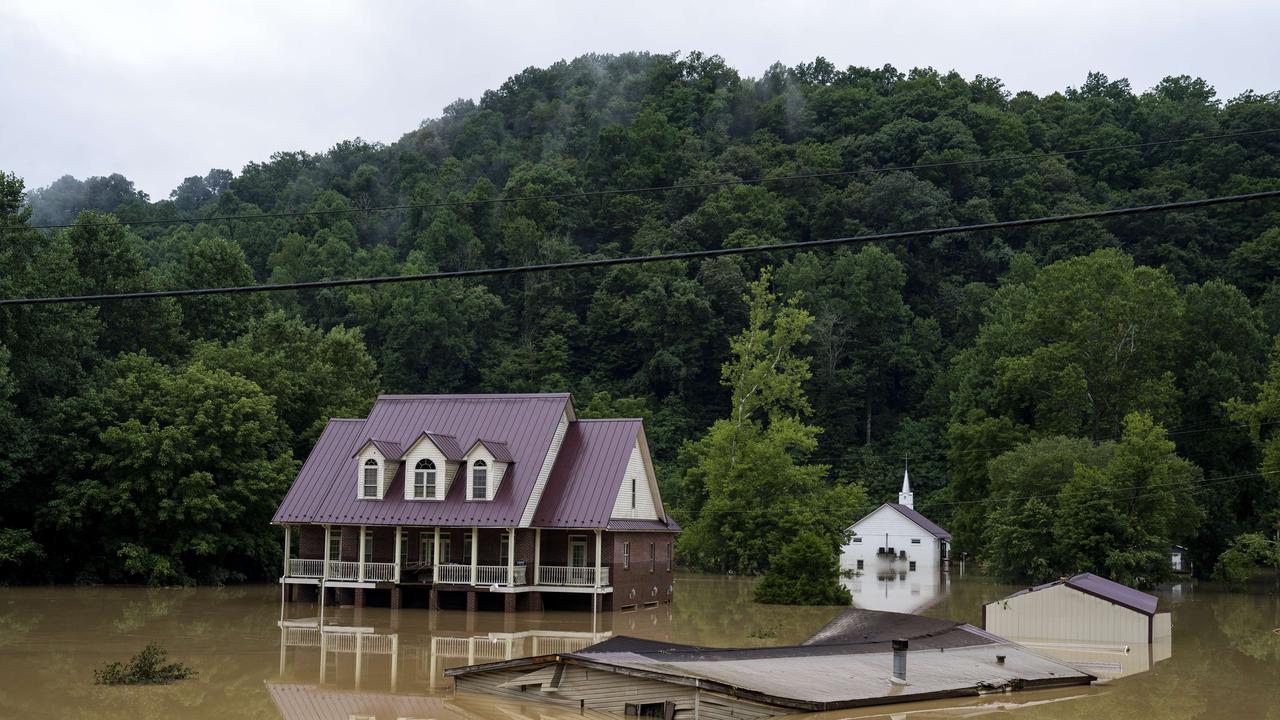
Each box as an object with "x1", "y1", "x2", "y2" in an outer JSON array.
[
  {"x1": 298, "y1": 526, "x2": 325, "y2": 559},
  {"x1": 610, "y1": 531, "x2": 676, "y2": 607}
]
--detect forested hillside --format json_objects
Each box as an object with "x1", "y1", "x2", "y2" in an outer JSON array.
[{"x1": 3, "y1": 52, "x2": 1279, "y2": 586}]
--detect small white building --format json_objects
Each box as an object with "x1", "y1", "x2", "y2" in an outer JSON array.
[
  {"x1": 840, "y1": 468, "x2": 951, "y2": 574},
  {"x1": 983, "y1": 573, "x2": 1172, "y2": 646}
]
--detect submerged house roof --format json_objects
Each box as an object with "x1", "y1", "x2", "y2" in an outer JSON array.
[
  {"x1": 999, "y1": 572, "x2": 1160, "y2": 615},
  {"x1": 447, "y1": 609, "x2": 1093, "y2": 712},
  {"x1": 273, "y1": 394, "x2": 673, "y2": 530}
]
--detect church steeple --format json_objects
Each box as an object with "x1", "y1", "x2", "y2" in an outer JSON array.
[{"x1": 898, "y1": 460, "x2": 913, "y2": 509}]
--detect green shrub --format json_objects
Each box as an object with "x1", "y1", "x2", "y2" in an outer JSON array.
[
  {"x1": 754, "y1": 530, "x2": 852, "y2": 606},
  {"x1": 94, "y1": 642, "x2": 196, "y2": 685}
]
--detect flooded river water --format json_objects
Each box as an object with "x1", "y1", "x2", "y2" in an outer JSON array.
[{"x1": 0, "y1": 573, "x2": 1275, "y2": 719}]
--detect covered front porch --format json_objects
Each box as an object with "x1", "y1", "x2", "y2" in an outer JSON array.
[{"x1": 279, "y1": 524, "x2": 612, "y2": 593}]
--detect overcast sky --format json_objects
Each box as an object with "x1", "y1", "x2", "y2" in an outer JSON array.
[{"x1": 2, "y1": 0, "x2": 1276, "y2": 199}]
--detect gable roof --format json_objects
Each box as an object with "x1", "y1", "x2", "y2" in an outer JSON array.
[
  {"x1": 273, "y1": 394, "x2": 570, "y2": 527},
  {"x1": 468, "y1": 438, "x2": 515, "y2": 463},
  {"x1": 531, "y1": 419, "x2": 643, "y2": 528},
  {"x1": 851, "y1": 502, "x2": 951, "y2": 540},
  {"x1": 409, "y1": 432, "x2": 466, "y2": 461},
  {"x1": 351, "y1": 438, "x2": 406, "y2": 461},
  {"x1": 996, "y1": 572, "x2": 1159, "y2": 616}
]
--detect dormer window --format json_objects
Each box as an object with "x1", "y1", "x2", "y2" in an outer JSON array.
[
  {"x1": 471, "y1": 460, "x2": 488, "y2": 499},
  {"x1": 362, "y1": 458, "x2": 378, "y2": 498},
  {"x1": 413, "y1": 459, "x2": 437, "y2": 499}
]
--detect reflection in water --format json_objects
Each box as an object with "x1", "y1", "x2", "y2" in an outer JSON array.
[
  {"x1": 0, "y1": 573, "x2": 1276, "y2": 719},
  {"x1": 843, "y1": 564, "x2": 950, "y2": 614}
]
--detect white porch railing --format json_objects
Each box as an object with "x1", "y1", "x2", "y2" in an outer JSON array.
[
  {"x1": 435, "y1": 564, "x2": 527, "y2": 585},
  {"x1": 537, "y1": 566, "x2": 609, "y2": 586},
  {"x1": 436, "y1": 564, "x2": 472, "y2": 584},
  {"x1": 327, "y1": 561, "x2": 359, "y2": 580},
  {"x1": 288, "y1": 559, "x2": 324, "y2": 578},
  {"x1": 362, "y1": 562, "x2": 397, "y2": 582}
]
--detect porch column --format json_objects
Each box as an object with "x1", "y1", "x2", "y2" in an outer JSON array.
[
  {"x1": 282, "y1": 525, "x2": 291, "y2": 577},
  {"x1": 322, "y1": 525, "x2": 331, "y2": 579},
  {"x1": 432, "y1": 527, "x2": 441, "y2": 583},
  {"x1": 594, "y1": 529, "x2": 602, "y2": 589},
  {"x1": 534, "y1": 528, "x2": 541, "y2": 586},
  {"x1": 470, "y1": 526, "x2": 479, "y2": 585},
  {"x1": 507, "y1": 528, "x2": 516, "y2": 587},
  {"x1": 358, "y1": 525, "x2": 367, "y2": 582},
  {"x1": 394, "y1": 525, "x2": 402, "y2": 582}
]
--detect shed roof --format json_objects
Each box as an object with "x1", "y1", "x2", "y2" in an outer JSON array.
[
  {"x1": 996, "y1": 572, "x2": 1159, "y2": 616},
  {"x1": 448, "y1": 611, "x2": 1093, "y2": 711},
  {"x1": 273, "y1": 394, "x2": 570, "y2": 527},
  {"x1": 531, "y1": 419, "x2": 643, "y2": 528},
  {"x1": 884, "y1": 502, "x2": 952, "y2": 540}
]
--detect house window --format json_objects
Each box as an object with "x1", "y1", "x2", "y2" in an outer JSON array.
[
  {"x1": 400, "y1": 530, "x2": 409, "y2": 567},
  {"x1": 649, "y1": 543, "x2": 655, "y2": 573},
  {"x1": 568, "y1": 535, "x2": 587, "y2": 568},
  {"x1": 439, "y1": 536, "x2": 452, "y2": 563},
  {"x1": 462, "y1": 532, "x2": 474, "y2": 563},
  {"x1": 856, "y1": 559, "x2": 864, "y2": 570},
  {"x1": 852, "y1": 537, "x2": 862, "y2": 543},
  {"x1": 666, "y1": 543, "x2": 672, "y2": 571},
  {"x1": 471, "y1": 460, "x2": 488, "y2": 499},
  {"x1": 910, "y1": 538, "x2": 921, "y2": 545},
  {"x1": 909, "y1": 561, "x2": 917, "y2": 571},
  {"x1": 623, "y1": 542, "x2": 631, "y2": 570},
  {"x1": 500, "y1": 533, "x2": 511, "y2": 567},
  {"x1": 626, "y1": 702, "x2": 673, "y2": 718},
  {"x1": 363, "y1": 530, "x2": 373, "y2": 564},
  {"x1": 362, "y1": 458, "x2": 378, "y2": 498},
  {"x1": 631, "y1": 478, "x2": 636, "y2": 509},
  {"x1": 413, "y1": 459, "x2": 436, "y2": 499},
  {"x1": 329, "y1": 531, "x2": 341, "y2": 561},
  {"x1": 419, "y1": 535, "x2": 436, "y2": 565}
]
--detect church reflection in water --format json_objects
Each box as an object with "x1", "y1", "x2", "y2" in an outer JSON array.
[{"x1": 843, "y1": 565, "x2": 950, "y2": 615}]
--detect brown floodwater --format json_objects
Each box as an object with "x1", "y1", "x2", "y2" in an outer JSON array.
[{"x1": 0, "y1": 572, "x2": 1276, "y2": 719}]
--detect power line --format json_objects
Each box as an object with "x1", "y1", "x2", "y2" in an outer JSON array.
[
  {"x1": 9, "y1": 127, "x2": 1278, "y2": 233},
  {"x1": 3, "y1": 189, "x2": 1277, "y2": 307}
]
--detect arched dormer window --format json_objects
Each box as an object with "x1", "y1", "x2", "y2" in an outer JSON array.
[
  {"x1": 471, "y1": 459, "x2": 488, "y2": 500},
  {"x1": 362, "y1": 458, "x2": 379, "y2": 498},
  {"x1": 413, "y1": 458, "x2": 437, "y2": 499}
]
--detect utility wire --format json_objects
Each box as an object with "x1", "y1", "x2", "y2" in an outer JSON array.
[
  {"x1": 8, "y1": 127, "x2": 1278, "y2": 233},
  {"x1": 3, "y1": 189, "x2": 1277, "y2": 307}
]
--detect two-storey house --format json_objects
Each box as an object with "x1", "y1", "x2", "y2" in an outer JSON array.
[{"x1": 273, "y1": 393, "x2": 679, "y2": 613}]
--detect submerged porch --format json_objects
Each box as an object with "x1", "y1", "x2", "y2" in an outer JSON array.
[{"x1": 279, "y1": 524, "x2": 613, "y2": 594}]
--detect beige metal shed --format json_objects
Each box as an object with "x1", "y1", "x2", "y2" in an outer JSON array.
[{"x1": 982, "y1": 573, "x2": 1171, "y2": 646}]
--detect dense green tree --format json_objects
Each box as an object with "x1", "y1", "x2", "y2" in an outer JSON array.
[
  {"x1": 45, "y1": 353, "x2": 297, "y2": 584},
  {"x1": 754, "y1": 530, "x2": 852, "y2": 605},
  {"x1": 678, "y1": 271, "x2": 866, "y2": 576}
]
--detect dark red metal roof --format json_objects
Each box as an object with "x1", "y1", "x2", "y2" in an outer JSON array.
[
  {"x1": 417, "y1": 432, "x2": 465, "y2": 461},
  {"x1": 352, "y1": 438, "x2": 405, "y2": 460},
  {"x1": 606, "y1": 517, "x2": 681, "y2": 532},
  {"x1": 531, "y1": 419, "x2": 642, "y2": 528},
  {"x1": 272, "y1": 394, "x2": 571, "y2": 527},
  {"x1": 885, "y1": 502, "x2": 952, "y2": 540},
  {"x1": 474, "y1": 438, "x2": 514, "y2": 462}
]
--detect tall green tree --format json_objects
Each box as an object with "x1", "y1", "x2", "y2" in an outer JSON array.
[{"x1": 678, "y1": 271, "x2": 865, "y2": 577}]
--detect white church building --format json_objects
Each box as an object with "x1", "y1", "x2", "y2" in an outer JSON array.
[{"x1": 840, "y1": 468, "x2": 951, "y2": 575}]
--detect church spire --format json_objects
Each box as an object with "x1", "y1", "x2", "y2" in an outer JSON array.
[{"x1": 898, "y1": 459, "x2": 913, "y2": 509}]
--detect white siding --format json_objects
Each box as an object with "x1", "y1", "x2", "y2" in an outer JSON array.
[
  {"x1": 355, "y1": 445, "x2": 398, "y2": 499},
  {"x1": 840, "y1": 505, "x2": 941, "y2": 570},
  {"x1": 611, "y1": 441, "x2": 659, "y2": 520},
  {"x1": 984, "y1": 583, "x2": 1153, "y2": 645},
  {"x1": 464, "y1": 446, "x2": 506, "y2": 501},
  {"x1": 519, "y1": 411, "x2": 571, "y2": 526},
  {"x1": 401, "y1": 438, "x2": 457, "y2": 501}
]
